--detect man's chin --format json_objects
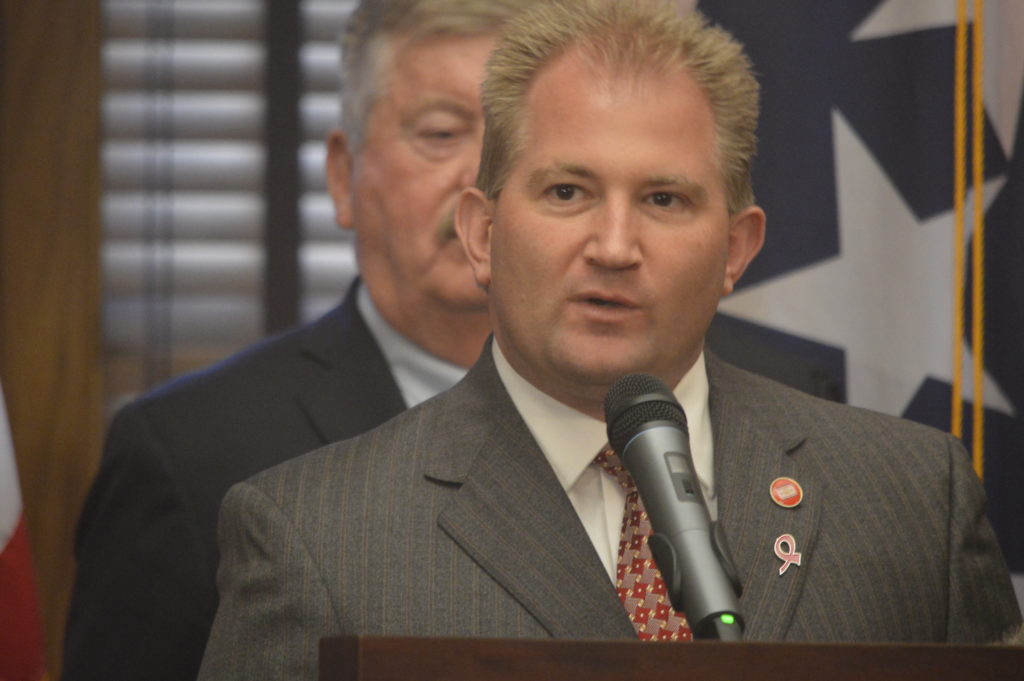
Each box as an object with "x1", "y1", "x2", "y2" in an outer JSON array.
[{"x1": 555, "y1": 348, "x2": 656, "y2": 393}]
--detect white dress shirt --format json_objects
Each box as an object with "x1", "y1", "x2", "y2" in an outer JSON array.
[
  {"x1": 357, "y1": 284, "x2": 467, "y2": 408},
  {"x1": 492, "y1": 342, "x2": 716, "y2": 584}
]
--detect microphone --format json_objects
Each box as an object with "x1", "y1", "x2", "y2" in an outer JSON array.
[{"x1": 604, "y1": 373, "x2": 744, "y2": 640}]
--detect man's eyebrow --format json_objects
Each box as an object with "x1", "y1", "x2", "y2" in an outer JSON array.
[
  {"x1": 646, "y1": 174, "x2": 709, "y2": 205},
  {"x1": 525, "y1": 166, "x2": 711, "y2": 205},
  {"x1": 400, "y1": 98, "x2": 475, "y2": 127},
  {"x1": 525, "y1": 163, "x2": 596, "y2": 192}
]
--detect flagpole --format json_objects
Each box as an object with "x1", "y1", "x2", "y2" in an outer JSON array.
[
  {"x1": 970, "y1": 0, "x2": 986, "y2": 480},
  {"x1": 951, "y1": 0, "x2": 968, "y2": 443}
]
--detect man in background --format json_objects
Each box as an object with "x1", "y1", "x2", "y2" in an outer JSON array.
[
  {"x1": 61, "y1": 2, "x2": 535, "y2": 680},
  {"x1": 198, "y1": 2, "x2": 1020, "y2": 678}
]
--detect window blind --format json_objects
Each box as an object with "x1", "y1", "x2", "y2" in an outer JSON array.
[
  {"x1": 102, "y1": 0, "x2": 357, "y2": 411},
  {"x1": 300, "y1": 1, "x2": 358, "y2": 323},
  {"x1": 103, "y1": 0, "x2": 265, "y2": 407}
]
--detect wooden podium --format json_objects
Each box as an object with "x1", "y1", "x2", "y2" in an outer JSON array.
[{"x1": 321, "y1": 635, "x2": 1024, "y2": 681}]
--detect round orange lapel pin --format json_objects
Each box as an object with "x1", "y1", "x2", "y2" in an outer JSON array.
[{"x1": 770, "y1": 477, "x2": 803, "y2": 508}]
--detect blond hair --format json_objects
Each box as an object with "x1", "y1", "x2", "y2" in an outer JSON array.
[
  {"x1": 478, "y1": 0, "x2": 760, "y2": 214},
  {"x1": 340, "y1": 0, "x2": 541, "y2": 150}
]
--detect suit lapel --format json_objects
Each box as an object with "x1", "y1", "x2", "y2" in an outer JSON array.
[
  {"x1": 707, "y1": 353, "x2": 823, "y2": 640},
  {"x1": 429, "y1": 349, "x2": 634, "y2": 640},
  {"x1": 420, "y1": 348, "x2": 826, "y2": 640},
  {"x1": 296, "y1": 282, "x2": 406, "y2": 445}
]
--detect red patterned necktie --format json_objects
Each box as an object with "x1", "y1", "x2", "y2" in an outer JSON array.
[{"x1": 595, "y1": 445, "x2": 692, "y2": 641}]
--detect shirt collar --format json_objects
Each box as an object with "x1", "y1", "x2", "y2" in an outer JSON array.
[
  {"x1": 357, "y1": 284, "x2": 466, "y2": 408},
  {"x1": 492, "y1": 342, "x2": 711, "y2": 494}
]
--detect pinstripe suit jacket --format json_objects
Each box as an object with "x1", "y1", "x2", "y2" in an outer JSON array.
[{"x1": 198, "y1": 345, "x2": 1022, "y2": 680}]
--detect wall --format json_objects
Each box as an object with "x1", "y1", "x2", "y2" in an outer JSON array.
[{"x1": 0, "y1": 1, "x2": 104, "y2": 676}]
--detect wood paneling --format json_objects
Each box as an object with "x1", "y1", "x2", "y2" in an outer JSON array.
[{"x1": 0, "y1": 0, "x2": 103, "y2": 677}]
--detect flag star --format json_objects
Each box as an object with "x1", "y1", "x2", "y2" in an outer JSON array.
[
  {"x1": 853, "y1": 0, "x2": 963, "y2": 41},
  {"x1": 720, "y1": 109, "x2": 1013, "y2": 418},
  {"x1": 854, "y1": 1, "x2": 1024, "y2": 161}
]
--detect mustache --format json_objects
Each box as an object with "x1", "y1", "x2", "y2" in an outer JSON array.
[{"x1": 436, "y1": 210, "x2": 458, "y2": 242}]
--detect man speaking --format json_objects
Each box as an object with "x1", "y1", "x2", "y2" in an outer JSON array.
[{"x1": 199, "y1": 1, "x2": 1021, "y2": 677}]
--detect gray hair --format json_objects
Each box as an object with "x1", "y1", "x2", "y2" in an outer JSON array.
[{"x1": 340, "y1": 0, "x2": 541, "y2": 151}]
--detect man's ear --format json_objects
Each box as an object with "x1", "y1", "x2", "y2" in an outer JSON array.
[
  {"x1": 722, "y1": 204, "x2": 766, "y2": 296},
  {"x1": 455, "y1": 187, "x2": 494, "y2": 290},
  {"x1": 326, "y1": 129, "x2": 355, "y2": 230}
]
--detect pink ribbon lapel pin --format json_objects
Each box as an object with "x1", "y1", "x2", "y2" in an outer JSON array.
[{"x1": 774, "y1": 534, "x2": 802, "y2": 576}]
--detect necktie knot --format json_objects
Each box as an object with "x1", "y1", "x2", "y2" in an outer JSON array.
[{"x1": 594, "y1": 445, "x2": 634, "y2": 492}]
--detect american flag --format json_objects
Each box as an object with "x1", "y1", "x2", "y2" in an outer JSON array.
[
  {"x1": 0, "y1": 381, "x2": 46, "y2": 681},
  {"x1": 699, "y1": 0, "x2": 1024, "y2": 605}
]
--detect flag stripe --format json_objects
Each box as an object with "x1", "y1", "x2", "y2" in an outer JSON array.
[
  {"x1": 0, "y1": 385, "x2": 21, "y2": 546},
  {"x1": 0, "y1": 515, "x2": 46, "y2": 681},
  {"x1": 1, "y1": 380, "x2": 46, "y2": 680}
]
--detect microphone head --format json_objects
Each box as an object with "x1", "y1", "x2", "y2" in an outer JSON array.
[{"x1": 604, "y1": 373, "x2": 688, "y2": 454}]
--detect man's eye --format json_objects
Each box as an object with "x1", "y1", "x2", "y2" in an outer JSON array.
[
  {"x1": 409, "y1": 124, "x2": 470, "y2": 161},
  {"x1": 551, "y1": 185, "x2": 577, "y2": 201},
  {"x1": 647, "y1": 191, "x2": 695, "y2": 211},
  {"x1": 419, "y1": 129, "x2": 456, "y2": 142}
]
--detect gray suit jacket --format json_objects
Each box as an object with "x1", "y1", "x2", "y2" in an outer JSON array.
[{"x1": 198, "y1": 347, "x2": 1021, "y2": 680}]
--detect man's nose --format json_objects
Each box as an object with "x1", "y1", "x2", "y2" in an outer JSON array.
[{"x1": 583, "y1": 200, "x2": 642, "y2": 270}]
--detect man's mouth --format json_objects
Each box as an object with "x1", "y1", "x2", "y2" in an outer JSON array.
[
  {"x1": 588, "y1": 297, "x2": 625, "y2": 307},
  {"x1": 577, "y1": 292, "x2": 638, "y2": 309}
]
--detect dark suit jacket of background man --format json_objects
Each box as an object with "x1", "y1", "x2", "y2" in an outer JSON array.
[
  {"x1": 61, "y1": 279, "x2": 840, "y2": 681},
  {"x1": 197, "y1": 344, "x2": 1021, "y2": 680},
  {"x1": 62, "y1": 282, "x2": 406, "y2": 681}
]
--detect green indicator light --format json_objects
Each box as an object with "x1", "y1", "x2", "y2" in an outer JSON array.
[{"x1": 720, "y1": 614, "x2": 736, "y2": 625}]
